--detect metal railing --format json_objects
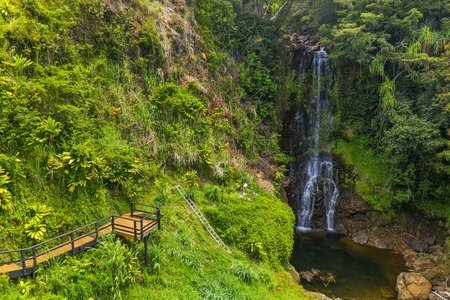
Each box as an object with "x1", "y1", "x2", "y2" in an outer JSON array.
[{"x1": 0, "y1": 216, "x2": 113, "y2": 278}]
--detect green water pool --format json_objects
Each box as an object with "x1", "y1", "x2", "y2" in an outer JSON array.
[{"x1": 291, "y1": 232, "x2": 408, "y2": 299}]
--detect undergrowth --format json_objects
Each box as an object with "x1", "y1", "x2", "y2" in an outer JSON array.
[{"x1": 0, "y1": 180, "x2": 313, "y2": 299}]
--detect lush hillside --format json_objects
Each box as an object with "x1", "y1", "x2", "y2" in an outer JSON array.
[
  {"x1": 0, "y1": 0, "x2": 310, "y2": 298},
  {"x1": 2, "y1": 0, "x2": 450, "y2": 298}
]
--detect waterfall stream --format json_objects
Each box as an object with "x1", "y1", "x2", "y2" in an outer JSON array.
[{"x1": 295, "y1": 48, "x2": 339, "y2": 232}]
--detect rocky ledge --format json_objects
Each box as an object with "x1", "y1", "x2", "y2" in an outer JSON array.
[{"x1": 334, "y1": 188, "x2": 449, "y2": 299}]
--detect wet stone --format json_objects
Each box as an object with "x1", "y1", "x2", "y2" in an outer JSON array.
[{"x1": 380, "y1": 286, "x2": 396, "y2": 299}]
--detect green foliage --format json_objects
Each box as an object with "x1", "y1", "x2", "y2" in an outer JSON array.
[
  {"x1": 195, "y1": 274, "x2": 238, "y2": 300},
  {"x1": 229, "y1": 261, "x2": 260, "y2": 285},
  {"x1": 205, "y1": 190, "x2": 294, "y2": 266},
  {"x1": 237, "y1": 53, "x2": 278, "y2": 124},
  {"x1": 0, "y1": 167, "x2": 13, "y2": 211},
  {"x1": 18, "y1": 280, "x2": 33, "y2": 296},
  {"x1": 24, "y1": 216, "x2": 47, "y2": 241},
  {"x1": 204, "y1": 184, "x2": 223, "y2": 202},
  {"x1": 334, "y1": 138, "x2": 395, "y2": 210},
  {"x1": 379, "y1": 77, "x2": 396, "y2": 110},
  {"x1": 183, "y1": 170, "x2": 199, "y2": 189},
  {"x1": 152, "y1": 83, "x2": 207, "y2": 122},
  {"x1": 28, "y1": 117, "x2": 62, "y2": 146},
  {"x1": 58, "y1": 144, "x2": 105, "y2": 193},
  {"x1": 28, "y1": 203, "x2": 52, "y2": 220},
  {"x1": 192, "y1": 0, "x2": 236, "y2": 49},
  {"x1": 93, "y1": 234, "x2": 142, "y2": 300},
  {"x1": 137, "y1": 19, "x2": 163, "y2": 69},
  {"x1": 24, "y1": 204, "x2": 52, "y2": 242},
  {"x1": 382, "y1": 108, "x2": 446, "y2": 203}
]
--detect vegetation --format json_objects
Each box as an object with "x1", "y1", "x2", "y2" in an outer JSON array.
[
  {"x1": 0, "y1": 0, "x2": 305, "y2": 298},
  {"x1": 290, "y1": 0, "x2": 449, "y2": 219},
  {"x1": 1, "y1": 0, "x2": 450, "y2": 297}
]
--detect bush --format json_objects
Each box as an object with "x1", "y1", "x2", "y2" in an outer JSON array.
[
  {"x1": 93, "y1": 234, "x2": 142, "y2": 300},
  {"x1": 204, "y1": 184, "x2": 223, "y2": 202},
  {"x1": 205, "y1": 190, "x2": 294, "y2": 266}
]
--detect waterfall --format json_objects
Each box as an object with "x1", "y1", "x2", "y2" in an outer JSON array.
[{"x1": 296, "y1": 48, "x2": 339, "y2": 232}]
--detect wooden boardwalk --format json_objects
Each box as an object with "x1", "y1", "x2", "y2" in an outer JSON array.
[{"x1": 0, "y1": 203, "x2": 161, "y2": 279}]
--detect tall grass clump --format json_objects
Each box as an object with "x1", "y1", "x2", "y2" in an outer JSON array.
[
  {"x1": 229, "y1": 261, "x2": 259, "y2": 284},
  {"x1": 92, "y1": 234, "x2": 142, "y2": 300}
]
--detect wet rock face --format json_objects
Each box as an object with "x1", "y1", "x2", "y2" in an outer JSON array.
[
  {"x1": 406, "y1": 237, "x2": 437, "y2": 254},
  {"x1": 332, "y1": 186, "x2": 447, "y2": 286},
  {"x1": 396, "y1": 272, "x2": 432, "y2": 300},
  {"x1": 334, "y1": 188, "x2": 444, "y2": 253},
  {"x1": 287, "y1": 34, "x2": 321, "y2": 73}
]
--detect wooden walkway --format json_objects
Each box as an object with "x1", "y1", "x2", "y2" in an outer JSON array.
[{"x1": 0, "y1": 203, "x2": 161, "y2": 279}]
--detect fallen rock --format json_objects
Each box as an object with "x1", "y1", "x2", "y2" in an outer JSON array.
[
  {"x1": 423, "y1": 237, "x2": 435, "y2": 246},
  {"x1": 299, "y1": 268, "x2": 321, "y2": 283},
  {"x1": 374, "y1": 238, "x2": 387, "y2": 249},
  {"x1": 396, "y1": 272, "x2": 432, "y2": 300},
  {"x1": 428, "y1": 292, "x2": 437, "y2": 300},
  {"x1": 353, "y1": 229, "x2": 369, "y2": 244}
]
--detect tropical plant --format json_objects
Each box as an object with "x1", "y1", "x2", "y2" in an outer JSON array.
[
  {"x1": 204, "y1": 184, "x2": 223, "y2": 202},
  {"x1": 27, "y1": 203, "x2": 52, "y2": 220},
  {"x1": 17, "y1": 280, "x2": 33, "y2": 295},
  {"x1": 93, "y1": 234, "x2": 142, "y2": 300},
  {"x1": 58, "y1": 144, "x2": 106, "y2": 193},
  {"x1": 183, "y1": 170, "x2": 199, "y2": 189},
  {"x1": 0, "y1": 167, "x2": 13, "y2": 211},
  {"x1": 24, "y1": 217, "x2": 47, "y2": 242},
  {"x1": 28, "y1": 117, "x2": 62, "y2": 146}
]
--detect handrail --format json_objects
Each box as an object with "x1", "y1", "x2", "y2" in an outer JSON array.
[
  {"x1": 140, "y1": 208, "x2": 160, "y2": 219},
  {"x1": 0, "y1": 216, "x2": 113, "y2": 255},
  {"x1": 130, "y1": 202, "x2": 158, "y2": 216}
]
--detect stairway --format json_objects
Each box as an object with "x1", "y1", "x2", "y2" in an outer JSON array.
[{"x1": 174, "y1": 185, "x2": 229, "y2": 251}]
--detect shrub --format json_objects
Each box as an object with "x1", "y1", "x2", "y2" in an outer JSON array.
[
  {"x1": 93, "y1": 234, "x2": 142, "y2": 300},
  {"x1": 204, "y1": 184, "x2": 223, "y2": 202},
  {"x1": 205, "y1": 190, "x2": 295, "y2": 266},
  {"x1": 152, "y1": 83, "x2": 207, "y2": 122}
]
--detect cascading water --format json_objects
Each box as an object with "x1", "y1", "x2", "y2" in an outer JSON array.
[{"x1": 295, "y1": 48, "x2": 339, "y2": 232}]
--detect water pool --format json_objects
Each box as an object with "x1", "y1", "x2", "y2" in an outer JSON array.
[{"x1": 291, "y1": 232, "x2": 408, "y2": 299}]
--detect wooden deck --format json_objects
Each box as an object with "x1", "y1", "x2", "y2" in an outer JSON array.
[
  {"x1": 0, "y1": 203, "x2": 161, "y2": 279},
  {"x1": 113, "y1": 214, "x2": 159, "y2": 240}
]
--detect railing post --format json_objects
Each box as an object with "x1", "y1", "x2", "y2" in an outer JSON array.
[
  {"x1": 130, "y1": 202, "x2": 134, "y2": 217},
  {"x1": 134, "y1": 220, "x2": 137, "y2": 242},
  {"x1": 157, "y1": 208, "x2": 161, "y2": 230},
  {"x1": 140, "y1": 219, "x2": 144, "y2": 242},
  {"x1": 20, "y1": 249, "x2": 26, "y2": 276},
  {"x1": 111, "y1": 216, "x2": 115, "y2": 231},
  {"x1": 32, "y1": 247, "x2": 37, "y2": 279},
  {"x1": 70, "y1": 232, "x2": 75, "y2": 255},
  {"x1": 95, "y1": 222, "x2": 99, "y2": 241}
]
